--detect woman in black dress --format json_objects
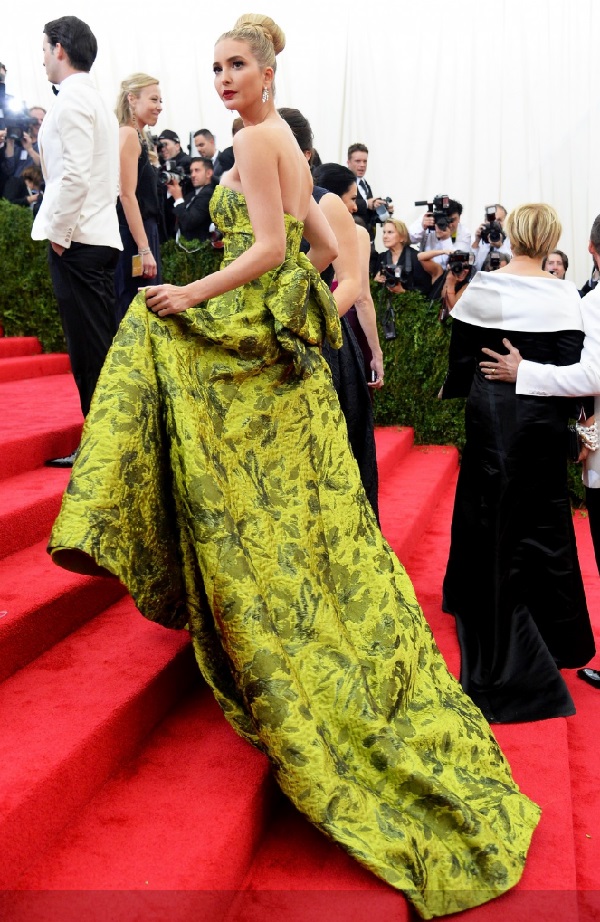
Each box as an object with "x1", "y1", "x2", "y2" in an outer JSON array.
[
  {"x1": 114, "y1": 73, "x2": 163, "y2": 323},
  {"x1": 441, "y1": 203, "x2": 595, "y2": 723}
]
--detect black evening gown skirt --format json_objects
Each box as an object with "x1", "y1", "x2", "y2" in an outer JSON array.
[
  {"x1": 443, "y1": 326, "x2": 595, "y2": 723},
  {"x1": 322, "y1": 314, "x2": 379, "y2": 521}
]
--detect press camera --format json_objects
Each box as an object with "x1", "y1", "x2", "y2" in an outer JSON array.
[
  {"x1": 480, "y1": 206, "x2": 504, "y2": 244},
  {"x1": 415, "y1": 194, "x2": 451, "y2": 231}
]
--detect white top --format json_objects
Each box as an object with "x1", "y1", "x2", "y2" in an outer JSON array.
[
  {"x1": 32, "y1": 72, "x2": 122, "y2": 250},
  {"x1": 451, "y1": 272, "x2": 584, "y2": 332},
  {"x1": 516, "y1": 283, "x2": 600, "y2": 488}
]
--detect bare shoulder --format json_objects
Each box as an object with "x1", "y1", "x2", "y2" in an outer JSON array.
[
  {"x1": 233, "y1": 120, "x2": 285, "y2": 160},
  {"x1": 356, "y1": 224, "x2": 371, "y2": 250},
  {"x1": 119, "y1": 125, "x2": 140, "y2": 151}
]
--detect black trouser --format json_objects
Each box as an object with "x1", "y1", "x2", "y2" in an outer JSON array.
[
  {"x1": 49, "y1": 242, "x2": 120, "y2": 417},
  {"x1": 586, "y1": 486, "x2": 600, "y2": 575}
]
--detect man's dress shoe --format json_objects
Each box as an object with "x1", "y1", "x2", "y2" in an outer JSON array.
[
  {"x1": 45, "y1": 449, "x2": 78, "y2": 468},
  {"x1": 577, "y1": 668, "x2": 600, "y2": 689}
]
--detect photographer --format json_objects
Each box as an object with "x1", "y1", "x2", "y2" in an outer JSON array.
[
  {"x1": 416, "y1": 215, "x2": 460, "y2": 280},
  {"x1": 439, "y1": 251, "x2": 475, "y2": 316},
  {"x1": 347, "y1": 142, "x2": 394, "y2": 242},
  {"x1": 168, "y1": 156, "x2": 215, "y2": 243},
  {"x1": 0, "y1": 83, "x2": 41, "y2": 188},
  {"x1": 472, "y1": 205, "x2": 511, "y2": 270},
  {"x1": 157, "y1": 130, "x2": 191, "y2": 240},
  {"x1": 410, "y1": 196, "x2": 471, "y2": 251},
  {"x1": 3, "y1": 163, "x2": 43, "y2": 210},
  {"x1": 374, "y1": 219, "x2": 432, "y2": 297}
]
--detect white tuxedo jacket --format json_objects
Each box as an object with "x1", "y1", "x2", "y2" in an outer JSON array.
[
  {"x1": 32, "y1": 72, "x2": 122, "y2": 250},
  {"x1": 517, "y1": 284, "x2": 600, "y2": 488}
]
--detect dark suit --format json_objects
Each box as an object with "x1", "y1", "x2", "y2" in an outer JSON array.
[
  {"x1": 174, "y1": 182, "x2": 215, "y2": 242},
  {"x1": 354, "y1": 177, "x2": 374, "y2": 229}
]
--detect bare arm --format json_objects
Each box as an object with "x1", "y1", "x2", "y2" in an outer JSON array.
[
  {"x1": 147, "y1": 128, "x2": 336, "y2": 316},
  {"x1": 302, "y1": 196, "x2": 339, "y2": 272},
  {"x1": 318, "y1": 192, "x2": 360, "y2": 316},
  {"x1": 354, "y1": 225, "x2": 384, "y2": 386},
  {"x1": 418, "y1": 249, "x2": 445, "y2": 281},
  {"x1": 118, "y1": 127, "x2": 157, "y2": 278}
]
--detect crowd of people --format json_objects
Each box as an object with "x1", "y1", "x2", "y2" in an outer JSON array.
[{"x1": 2, "y1": 12, "x2": 600, "y2": 919}]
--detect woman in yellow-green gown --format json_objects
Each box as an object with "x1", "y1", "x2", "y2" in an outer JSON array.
[{"x1": 49, "y1": 14, "x2": 540, "y2": 920}]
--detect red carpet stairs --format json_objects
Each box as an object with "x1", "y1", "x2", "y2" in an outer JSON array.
[{"x1": 0, "y1": 336, "x2": 599, "y2": 921}]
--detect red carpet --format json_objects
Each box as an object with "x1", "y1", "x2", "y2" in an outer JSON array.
[{"x1": 0, "y1": 337, "x2": 599, "y2": 921}]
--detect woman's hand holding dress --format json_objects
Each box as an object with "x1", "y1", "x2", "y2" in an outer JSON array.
[{"x1": 145, "y1": 283, "x2": 198, "y2": 316}]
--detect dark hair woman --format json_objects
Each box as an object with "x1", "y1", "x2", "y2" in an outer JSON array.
[{"x1": 279, "y1": 110, "x2": 380, "y2": 517}]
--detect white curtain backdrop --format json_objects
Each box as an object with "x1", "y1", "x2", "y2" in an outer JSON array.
[{"x1": 4, "y1": 0, "x2": 600, "y2": 283}]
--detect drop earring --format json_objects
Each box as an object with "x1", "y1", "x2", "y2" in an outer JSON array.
[{"x1": 262, "y1": 87, "x2": 269, "y2": 103}]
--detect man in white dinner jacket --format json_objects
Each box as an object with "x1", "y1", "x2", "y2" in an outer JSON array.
[
  {"x1": 32, "y1": 16, "x2": 122, "y2": 465},
  {"x1": 480, "y1": 213, "x2": 600, "y2": 689}
]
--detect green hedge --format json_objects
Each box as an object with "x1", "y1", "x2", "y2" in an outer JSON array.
[
  {"x1": 0, "y1": 199, "x2": 65, "y2": 352},
  {"x1": 369, "y1": 281, "x2": 585, "y2": 505},
  {"x1": 0, "y1": 198, "x2": 586, "y2": 504},
  {"x1": 371, "y1": 284, "x2": 466, "y2": 446}
]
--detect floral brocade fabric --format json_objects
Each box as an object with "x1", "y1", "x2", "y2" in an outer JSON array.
[{"x1": 49, "y1": 186, "x2": 539, "y2": 919}]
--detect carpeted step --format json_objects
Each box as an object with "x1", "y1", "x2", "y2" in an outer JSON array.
[
  {"x1": 4, "y1": 688, "x2": 275, "y2": 922},
  {"x1": 569, "y1": 513, "x2": 600, "y2": 922},
  {"x1": 373, "y1": 425, "x2": 414, "y2": 481},
  {"x1": 404, "y1": 478, "x2": 580, "y2": 920},
  {"x1": 0, "y1": 353, "x2": 71, "y2": 383},
  {"x1": 0, "y1": 467, "x2": 71, "y2": 560},
  {"x1": 378, "y1": 443, "x2": 459, "y2": 564},
  {"x1": 0, "y1": 538, "x2": 127, "y2": 682},
  {"x1": 0, "y1": 375, "x2": 82, "y2": 480},
  {"x1": 0, "y1": 336, "x2": 43, "y2": 358},
  {"x1": 0, "y1": 596, "x2": 196, "y2": 889},
  {"x1": 226, "y1": 797, "x2": 409, "y2": 922}
]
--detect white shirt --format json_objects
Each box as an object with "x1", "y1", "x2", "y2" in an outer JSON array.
[
  {"x1": 472, "y1": 238, "x2": 513, "y2": 271},
  {"x1": 516, "y1": 283, "x2": 600, "y2": 488},
  {"x1": 409, "y1": 217, "x2": 472, "y2": 251},
  {"x1": 32, "y1": 73, "x2": 122, "y2": 250}
]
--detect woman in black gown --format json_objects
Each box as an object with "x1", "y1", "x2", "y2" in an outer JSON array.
[
  {"x1": 114, "y1": 73, "x2": 163, "y2": 323},
  {"x1": 441, "y1": 203, "x2": 595, "y2": 723}
]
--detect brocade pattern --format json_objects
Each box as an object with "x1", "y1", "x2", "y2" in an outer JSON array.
[{"x1": 49, "y1": 186, "x2": 539, "y2": 918}]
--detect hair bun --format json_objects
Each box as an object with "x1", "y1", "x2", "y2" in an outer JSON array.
[{"x1": 234, "y1": 13, "x2": 286, "y2": 55}]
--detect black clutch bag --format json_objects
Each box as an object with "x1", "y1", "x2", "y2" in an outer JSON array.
[{"x1": 567, "y1": 424, "x2": 582, "y2": 462}]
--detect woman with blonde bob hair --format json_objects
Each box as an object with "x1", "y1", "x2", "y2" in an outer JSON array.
[
  {"x1": 504, "y1": 201, "x2": 561, "y2": 258},
  {"x1": 440, "y1": 202, "x2": 594, "y2": 724},
  {"x1": 113, "y1": 72, "x2": 163, "y2": 322},
  {"x1": 50, "y1": 16, "x2": 542, "y2": 917},
  {"x1": 374, "y1": 217, "x2": 432, "y2": 296}
]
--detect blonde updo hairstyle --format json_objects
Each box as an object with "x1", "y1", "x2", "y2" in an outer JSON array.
[
  {"x1": 383, "y1": 219, "x2": 409, "y2": 246},
  {"x1": 115, "y1": 72, "x2": 160, "y2": 128},
  {"x1": 505, "y1": 203, "x2": 562, "y2": 260},
  {"x1": 219, "y1": 14, "x2": 285, "y2": 93}
]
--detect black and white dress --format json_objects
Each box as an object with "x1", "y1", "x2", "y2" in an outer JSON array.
[{"x1": 441, "y1": 272, "x2": 595, "y2": 723}]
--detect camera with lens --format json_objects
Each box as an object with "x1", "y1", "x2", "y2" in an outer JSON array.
[
  {"x1": 480, "y1": 206, "x2": 504, "y2": 244},
  {"x1": 382, "y1": 264, "x2": 407, "y2": 289},
  {"x1": 158, "y1": 160, "x2": 187, "y2": 186},
  {"x1": 375, "y1": 196, "x2": 393, "y2": 223},
  {"x1": 415, "y1": 194, "x2": 451, "y2": 230},
  {"x1": 4, "y1": 111, "x2": 37, "y2": 141},
  {"x1": 448, "y1": 250, "x2": 473, "y2": 277},
  {"x1": 489, "y1": 251, "x2": 501, "y2": 271}
]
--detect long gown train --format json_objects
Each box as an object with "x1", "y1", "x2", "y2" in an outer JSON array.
[{"x1": 49, "y1": 186, "x2": 539, "y2": 919}]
